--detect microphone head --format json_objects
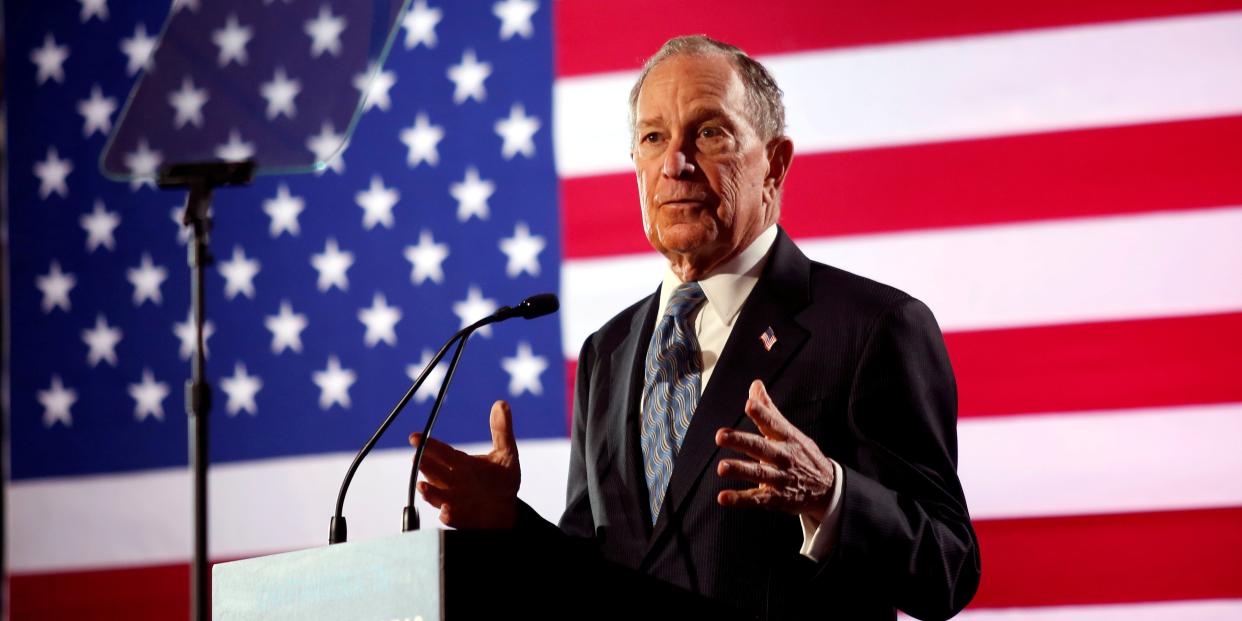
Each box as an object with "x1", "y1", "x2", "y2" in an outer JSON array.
[{"x1": 517, "y1": 293, "x2": 559, "y2": 319}]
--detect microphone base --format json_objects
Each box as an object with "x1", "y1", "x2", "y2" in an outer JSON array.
[
  {"x1": 328, "y1": 516, "x2": 348, "y2": 545},
  {"x1": 403, "y1": 505, "x2": 420, "y2": 532}
]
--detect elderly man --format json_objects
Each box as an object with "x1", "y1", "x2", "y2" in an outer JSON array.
[{"x1": 410, "y1": 35, "x2": 980, "y2": 620}]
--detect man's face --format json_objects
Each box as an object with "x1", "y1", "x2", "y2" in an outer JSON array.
[{"x1": 632, "y1": 53, "x2": 788, "y2": 276}]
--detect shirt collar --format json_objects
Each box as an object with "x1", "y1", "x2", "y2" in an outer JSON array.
[{"x1": 658, "y1": 224, "x2": 778, "y2": 325}]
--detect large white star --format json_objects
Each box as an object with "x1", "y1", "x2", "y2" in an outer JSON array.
[
  {"x1": 404, "y1": 229, "x2": 449, "y2": 285},
  {"x1": 215, "y1": 128, "x2": 255, "y2": 162},
  {"x1": 82, "y1": 314, "x2": 122, "y2": 367},
  {"x1": 499, "y1": 221, "x2": 546, "y2": 278},
  {"x1": 39, "y1": 375, "x2": 77, "y2": 428},
  {"x1": 34, "y1": 146, "x2": 72, "y2": 200},
  {"x1": 172, "y1": 0, "x2": 200, "y2": 13},
  {"x1": 78, "y1": 84, "x2": 117, "y2": 137},
  {"x1": 307, "y1": 122, "x2": 346, "y2": 174},
  {"x1": 120, "y1": 23, "x2": 157, "y2": 76},
  {"x1": 356, "y1": 175, "x2": 399, "y2": 230},
  {"x1": 31, "y1": 33, "x2": 70, "y2": 85},
  {"x1": 169, "y1": 76, "x2": 209, "y2": 129},
  {"x1": 501, "y1": 341, "x2": 547, "y2": 396},
  {"x1": 263, "y1": 183, "x2": 304, "y2": 237},
  {"x1": 354, "y1": 65, "x2": 396, "y2": 112},
  {"x1": 127, "y1": 252, "x2": 168, "y2": 306},
  {"x1": 447, "y1": 49, "x2": 492, "y2": 104},
  {"x1": 495, "y1": 103, "x2": 540, "y2": 159},
  {"x1": 79, "y1": 0, "x2": 108, "y2": 23},
  {"x1": 129, "y1": 368, "x2": 170, "y2": 422},
  {"x1": 493, "y1": 0, "x2": 538, "y2": 40},
  {"x1": 36, "y1": 261, "x2": 75, "y2": 313},
  {"x1": 358, "y1": 292, "x2": 402, "y2": 347},
  {"x1": 265, "y1": 300, "x2": 309, "y2": 354},
  {"x1": 311, "y1": 237, "x2": 353, "y2": 292},
  {"x1": 452, "y1": 285, "x2": 498, "y2": 337},
  {"x1": 450, "y1": 166, "x2": 494, "y2": 222},
  {"x1": 400, "y1": 112, "x2": 444, "y2": 168},
  {"x1": 212, "y1": 14, "x2": 252, "y2": 66},
  {"x1": 401, "y1": 0, "x2": 441, "y2": 49},
  {"x1": 219, "y1": 245, "x2": 260, "y2": 299},
  {"x1": 406, "y1": 349, "x2": 448, "y2": 403},
  {"x1": 80, "y1": 200, "x2": 120, "y2": 252},
  {"x1": 221, "y1": 362, "x2": 262, "y2": 416},
  {"x1": 261, "y1": 67, "x2": 300, "y2": 120},
  {"x1": 173, "y1": 310, "x2": 215, "y2": 360},
  {"x1": 305, "y1": 5, "x2": 346, "y2": 57},
  {"x1": 313, "y1": 356, "x2": 357, "y2": 409},
  {"x1": 123, "y1": 138, "x2": 162, "y2": 190}
]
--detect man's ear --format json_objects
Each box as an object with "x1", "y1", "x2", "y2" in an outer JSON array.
[{"x1": 765, "y1": 136, "x2": 794, "y2": 192}]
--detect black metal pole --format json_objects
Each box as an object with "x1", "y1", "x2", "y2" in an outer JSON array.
[{"x1": 184, "y1": 181, "x2": 214, "y2": 621}]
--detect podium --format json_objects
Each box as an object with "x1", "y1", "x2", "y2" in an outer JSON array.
[{"x1": 213, "y1": 530, "x2": 750, "y2": 620}]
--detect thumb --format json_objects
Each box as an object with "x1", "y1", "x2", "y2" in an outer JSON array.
[{"x1": 489, "y1": 400, "x2": 518, "y2": 456}]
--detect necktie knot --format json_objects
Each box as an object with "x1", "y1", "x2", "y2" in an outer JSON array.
[{"x1": 666, "y1": 282, "x2": 705, "y2": 321}]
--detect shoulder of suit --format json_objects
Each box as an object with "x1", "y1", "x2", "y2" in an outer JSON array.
[
  {"x1": 802, "y1": 257, "x2": 922, "y2": 318},
  {"x1": 581, "y1": 290, "x2": 655, "y2": 349}
]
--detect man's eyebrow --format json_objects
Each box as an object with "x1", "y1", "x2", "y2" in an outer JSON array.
[{"x1": 635, "y1": 114, "x2": 665, "y2": 128}]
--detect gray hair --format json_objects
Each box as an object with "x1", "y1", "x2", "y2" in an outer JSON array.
[{"x1": 628, "y1": 35, "x2": 786, "y2": 146}]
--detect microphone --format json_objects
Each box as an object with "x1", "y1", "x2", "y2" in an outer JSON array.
[{"x1": 328, "y1": 293, "x2": 559, "y2": 544}]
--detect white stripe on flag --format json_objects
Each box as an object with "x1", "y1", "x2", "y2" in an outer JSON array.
[{"x1": 553, "y1": 11, "x2": 1242, "y2": 177}]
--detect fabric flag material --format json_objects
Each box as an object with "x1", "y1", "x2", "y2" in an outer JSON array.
[{"x1": 7, "y1": 0, "x2": 1242, "y2": 618}]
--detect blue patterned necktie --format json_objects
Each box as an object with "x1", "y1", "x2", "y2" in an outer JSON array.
[{"x1": 641, "y1": 281, "x2": 707, "y2": 524}]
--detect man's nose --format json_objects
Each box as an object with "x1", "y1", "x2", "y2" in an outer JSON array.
[{"x1": 661, "y1": 145, "x2": 696, "y2": 178}]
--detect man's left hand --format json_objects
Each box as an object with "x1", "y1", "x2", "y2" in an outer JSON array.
[{"x1": 715, "y1": 380, "x2": 836, "y2": 522}]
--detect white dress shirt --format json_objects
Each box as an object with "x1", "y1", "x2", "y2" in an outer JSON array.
[{"x1": 650, "y1": 225, "x2": 844, "y2": 562}]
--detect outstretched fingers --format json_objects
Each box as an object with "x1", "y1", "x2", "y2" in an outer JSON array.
[{"x1": 743, "y1": 380, "x2": 791, "y2": 440}]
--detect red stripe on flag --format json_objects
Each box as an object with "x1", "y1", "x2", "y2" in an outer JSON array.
[
  {"x1": 9, "y1": 562, "x2": 193, "y2": 620},
  {"x1": 561, "y1": 116, "x2": 1242, "y2": 258},
  {"x1": 554, "y1": 0, "x2": 1242, "y2": 76},
  {"x1": 971, "y1": 506, "x2": 1242, "y2": 608},
  {"x1": 949, "y1": 312, "x2": 1242, "y2": 418}
]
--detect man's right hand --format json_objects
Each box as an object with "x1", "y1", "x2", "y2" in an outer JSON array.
[{"x1": 409, "y1": 400, "x2": 521, "y2": 529}]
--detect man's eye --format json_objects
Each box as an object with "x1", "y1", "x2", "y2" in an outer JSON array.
[
  {"x1": 700, "y1": 127, "x2": 722, "y2": 139},
  {"x1": 642, "y1": 132, "x2": 662, "y2": 143}
]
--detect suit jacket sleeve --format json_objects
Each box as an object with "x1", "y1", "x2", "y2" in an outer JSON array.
[{"x1": 828, "y1": 297, "x2": 981, "y2": 621}]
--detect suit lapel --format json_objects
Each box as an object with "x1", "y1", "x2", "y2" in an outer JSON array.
[{"x1": 644, "y1": 229, "x2": 813, "y2": 559}]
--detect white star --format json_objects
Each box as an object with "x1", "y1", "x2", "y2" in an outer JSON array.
[
  {"x1": 495, "y1": 102, "x2": 540, "y2": 159},
  {"x1": 79, "y1": 0, "x2": 108, "y2": 23},
  {"x1": 260, "y1": 67, "x2": 301, "y2": 120},
  {"x1": 401, "y1": 0, "x2": 441, "y2": 49},
  {"x1": 499, "y1": 221, "x2": 546, "y2": 277},
  {"x1": 169, "y1": 76, "x2": 209, "y2": 129},
  {"x1": 406, "y1": 349, "x2": 448, "y2": 403},
  {"x1": 354, "y1": 65, "x2": 396, "y2": 112},
  {"x1": 212, "y1": 14, "x2": 252, "y2": 66},
  {"x1": 34, "y1": 146, "x2": 72, "y2": 200},
  {"x1": 263, "y1": 184, "x2": 305, "y2": 237},
  {"x1": 404, "y1": 229, "x2": 449, "y2": 285},
  {"x1": 305, "y1": 5, "x2": 346, "y2": 58},
  {"x1": 447, "y1": 49, "x2": 492, "y2": 104},
  {"x1": 129, "y1": 368, "x2": 170, "y2": 422},
  {"x1": 39, "y1": 375, "x2": 77, "y2": 428},
  {"x1": 219, "y1": 245, "x2": 260, "y2": 299},
  {"x1": 358, "y1": 292, "x2": 402, "y2": 347},
  {"x1": 265, "y1": 300, "x2": 309, "y2": 354},
  {"x1": 172, "y1": 0, "x2": 200, "y2": 13},
  {"x1": 214, "y1": 128, "x2": 255, "y2": 162},
  {"x1": 313, "y1": 356, "x2": 357, "y2": 409},
  {"x1": 127, "y1": 252, "x2": 168, "y2": 306},
  {"x1": 501, "y1": 341, "x2": 547, "y2": 396},
  {"x1": 123, "y1": 138, "x2": 162, "y2": 190},
  {"x1": 121, "y1": 23, "x2": 157, "y2": 76},
  {"x1": 31, "y1": 33, "x2": 70, "y2": 85},
  {"x1": 78, "y1": 84, "x2": 117, "y2": 137},
  {"x1": 311, "y1": 237, "x2": 353, "y2": 292},
  {"x1": 450, "y1": 166, "x2": 494, "y2": 222},
  {"x1": 80, "y1": 200, "x2": 121, "y2": 252},
  {"x1": 221, "y1": 362, "x2": 262, "y2": 416},
  {"x1": 307, "y1": 122, "x2": 346, "y2": 174},
  {"x1": 452, "y1": 285, "x2": 498, "y2": 337},
  {"x1": 493, "y1": 0, "x2": 538, "y2": 40},
  {"x1": 173, "y1": 311, "x2": 215, "y2": 360},
  {"x1": 399, "y1": 112, "x2": 444, "y2": 168},
  {"x1": 36, "y1": 261, "x2": 75, "y2": 313},
  {"x1": 82, "y1": 314, "x2": 122, "y2": 367},
  {"x1": 356, "y1": 175, "x2": 399, "y2": 230}
]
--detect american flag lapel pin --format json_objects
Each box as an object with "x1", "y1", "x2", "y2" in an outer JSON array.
[{"x1": 760, "y1": 326, "x2": 777, "y2": 351}]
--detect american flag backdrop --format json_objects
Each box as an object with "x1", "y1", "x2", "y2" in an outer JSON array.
[{"x1": 6, "y1": 0, "x2": 1242, "y2": 618}]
